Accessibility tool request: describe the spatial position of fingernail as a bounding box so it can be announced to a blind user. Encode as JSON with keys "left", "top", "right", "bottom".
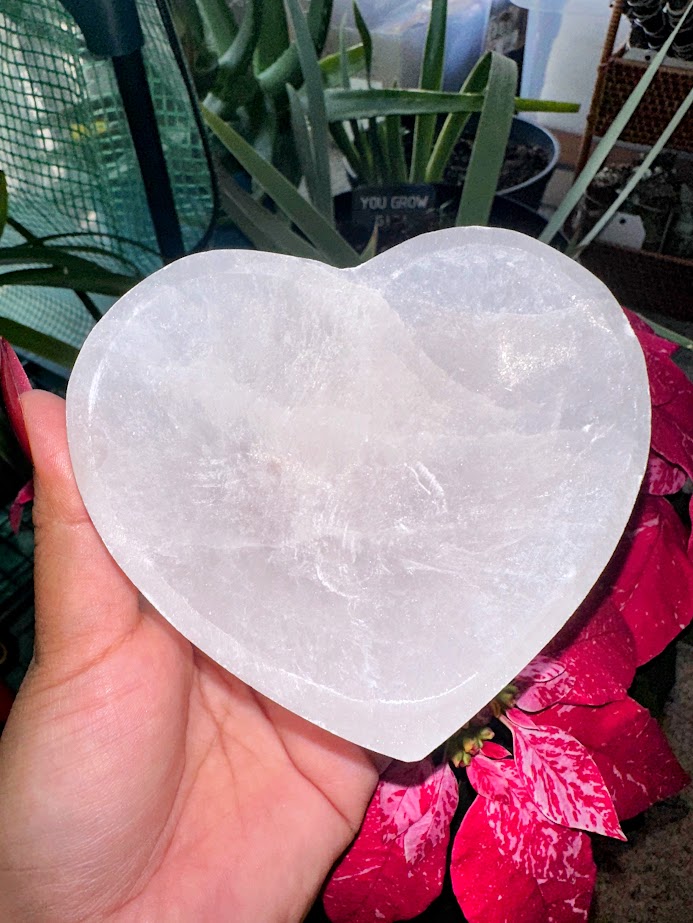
{"left": 0, "top": 338, "right": 32, "bottom": 461}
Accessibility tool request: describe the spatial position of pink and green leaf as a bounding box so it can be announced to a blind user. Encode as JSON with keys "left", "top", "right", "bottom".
{"left": 506, "top": 709, "right": 624, "bottom": 839}
{"left": 534, "top": 699, "right": 690, "bottom": 820}
{"left": 323, "top": 758, "right": 459, "bottom": 923}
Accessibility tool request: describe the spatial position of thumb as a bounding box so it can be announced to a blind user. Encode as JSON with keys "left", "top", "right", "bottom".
{"left": 21, "top": 390, "right": 140, "bottom": 671}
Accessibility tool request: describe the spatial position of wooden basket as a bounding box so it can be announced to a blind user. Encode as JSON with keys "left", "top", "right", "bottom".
{"left": 594, "top": 52, "right": 693, "bottom": 152}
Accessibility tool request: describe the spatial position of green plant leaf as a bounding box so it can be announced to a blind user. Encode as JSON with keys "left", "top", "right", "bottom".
{"left": 254, "top": 0, "right": 290, "bottom": 73}
{"left": 540, "top": 2, "right": 693, "bottom": 246}
{"left": 195, "top": 0, "right": 239, "bottom": 57}
{"left": 287, "top": 83, "right": 323, "bottom": 211}
{"left": 0, "top": 266, "right": 135, "bottom": 296}
{"left": 211, "top": 0, "right": 261, "bottom": 91}
{"left": 352, "top": 1, "right": 373, "bottom": 84}
{"left": 325, "top": 87, "right": 485, "bottom": 119}
{"left": 456, "top": 52, "right": 517, "bottom": 227}
{"left": 385, "top": 115, "right": 407, "bottom": 183}
{"left": 320, "top": 43, "right": 365, "bottom": 87}
{"left": 215, "top": 168, "right": 322, "bottom": 260}
{"left": 204, "top": 106, "right": 360, "bottom": 267}
{"left": 0, "top": 317, "right": 79, "bottom": 367}
{"left": 284, "top": 0, "right": 333, "bottom": 220}
{"left": 0, "top": 171, "right": 7, "bottom": 240}
{"left": 426, "top": 52, "right": 491, "bottom": 183}
{"left": 572, "top": 85, "right": 693, "bottom": 255}
{"left": 256, "top": 0, "right": 334, "bottom": 97}
{"left": 410, "top": 0, "right": 447, "bottom": 182}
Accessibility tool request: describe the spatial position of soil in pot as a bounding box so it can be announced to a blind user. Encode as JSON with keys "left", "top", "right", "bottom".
{"left": 442, "top": 138, "right": 550, "bottom": 191}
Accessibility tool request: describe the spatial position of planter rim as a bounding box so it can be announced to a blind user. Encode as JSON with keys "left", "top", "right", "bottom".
{"left": 497, "top": 117, "right": 560, "bottom": 198}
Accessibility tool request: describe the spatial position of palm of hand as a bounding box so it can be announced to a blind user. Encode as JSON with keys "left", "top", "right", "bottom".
{"left": 0, "top": 393, "right": 377, "bottom": 923}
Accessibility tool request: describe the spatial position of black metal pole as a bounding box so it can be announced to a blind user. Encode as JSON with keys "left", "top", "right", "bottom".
{"left": 112, "top": 50, "right": 185, "bottom": 262}
{"left": 59, "top": 0, "right": 185, "bottom": 262}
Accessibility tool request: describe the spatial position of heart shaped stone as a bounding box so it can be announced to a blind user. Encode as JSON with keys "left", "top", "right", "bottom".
{"left": 66, "top": 227, "right": 650, "bottom": 761}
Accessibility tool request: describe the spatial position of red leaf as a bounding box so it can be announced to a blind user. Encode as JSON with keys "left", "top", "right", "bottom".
{"left": 454, "top": 756, "right": 596, "bottom": 922}
{"left": 625, "top": 310, "right": 693, "bottom": 481}
{"left": 0, "top": 338, "right": 32, "bottom": 460}
{"left": 549, "top": 598, "right": 636, "bottom": 706}
{"left": 506, "top": 709, "right": 624, "bottom": 839}
{"left": 534, "top": 700, "right": 690, "bottom": 820}
{"left": 514, "top": 657, "right": 574, "bottom": 714}
{"left": 0, "top": 681, "right": 14, "bottom": 724}
{"left": 323, "top": 758, "right": 459, "bottom": 923}
{"left": 609, "top": 495, "right": 693, "bottom": 665}
{"left": 9, "top": 479, "right": 34, "bottom": 534}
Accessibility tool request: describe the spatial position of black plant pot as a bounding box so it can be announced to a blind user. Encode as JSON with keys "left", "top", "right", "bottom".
{"left": 334, "top": 190, "right": 567, "bottom": 255}
{"left": 490, "top": 117, "right": 560, "bottom": 211}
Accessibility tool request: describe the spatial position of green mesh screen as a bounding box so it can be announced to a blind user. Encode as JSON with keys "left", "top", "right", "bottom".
{"left": 0, "top": 0, "right": 216, "bottom": 349}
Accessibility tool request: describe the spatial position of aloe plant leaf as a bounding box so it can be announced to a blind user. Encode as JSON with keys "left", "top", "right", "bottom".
{"left": 254, "top": 0, "right": 290, "bottom": 73}
{"left": 256, "top": 0, "right": 333, "bottom": 97}
{"left": 572, "top": 84, "right": 693, "bottom": 256}
{"left": 0, "top": 318, "right": 79, "bottom": 367}
{"left": 209, "top": 0, "right": 261, "bottom": 101}
{"left": 410, "top": 0, "right": 448, "bottom": 182}
{"left": 204, "top": 106, "right": 360, "bottom": 267}
{"left": 540, "top": 2, "right": 693, "bottom": 246}
{"left": 456, "top": 52, "right": 517, "bottom": 227}
{"left": 195, "top": 0, "right": 239, "bottom": 57}
{"left": 284, "top": 0, "right": 333, "bottom": 220}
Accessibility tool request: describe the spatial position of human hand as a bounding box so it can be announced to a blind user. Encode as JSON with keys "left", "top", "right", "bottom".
{"left": 0, "top": 391, "right": 378, "bottom": 922}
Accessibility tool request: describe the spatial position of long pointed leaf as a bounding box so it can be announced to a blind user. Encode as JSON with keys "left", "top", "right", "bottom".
{"left": 0, "top": 267, "right": 134, "bottom": 296}
{"left": 573, "top": 85, "right": 693, "bottom": 255}
{"left": 325, "top": 87, "right": 579, "bottom": 121}
{"left": 204, "top": 106, "right": 360, "bottom": 267}
{"left": 540, "top": 2, "right": 693, "bottom": 245}
{"left": 426, "top": 52, "right": 491, "bottom": 182}
{"left": 410, "top": 0, "right": 447, "bottom": 182}
{"left": 285, "top": 0, "right": 333, "bottom": 219}
{"left": 320, "top": 43, "right": 365, "bottom": 87}
{"left": 216, "top": 169, "right": 322, "bottom": 260}
{"left": 456, "top": 53, "right": 517, "bottom": 227}
{"left": 256, "top": 0, "right": 334, "bottom": 97}
{"left": 287, "top": 84, "right": 322, "bottom": 210}
{"left": 385, "top": 115, "right": 407, "bottom": 183}
{"left": 0, "top": 318, "right": 79, "bottom": 367}
{"left": 353, "top": 1, "right": 373, "bottom": 85}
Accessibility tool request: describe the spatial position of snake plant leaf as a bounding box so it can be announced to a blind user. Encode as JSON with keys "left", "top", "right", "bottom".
{"left": 456, "top": 52, "right": 517, "bottom": 227}
{"left": 410, "top": 0, "right": 448, "bottom": 182}
{"left": 320, "top": 43, "right": 366, "bottom": 87}
{"left": 352, "top": 1, "right": 373, "bottom": 85}
{"left": 540, "top": 2, "right": 693, "bottom": 246}
{"left": 427, "top": 51, "right": 491, "bottom": 183}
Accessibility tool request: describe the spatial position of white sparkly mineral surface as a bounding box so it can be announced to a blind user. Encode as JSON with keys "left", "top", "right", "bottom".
{"left": 66, "top": 227, "right": 650, "bottom": 760}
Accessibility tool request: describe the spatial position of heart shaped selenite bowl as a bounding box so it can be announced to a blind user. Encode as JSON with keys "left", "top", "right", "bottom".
{"left": 66, "top": 227, "right": 650, "bottom": 760}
